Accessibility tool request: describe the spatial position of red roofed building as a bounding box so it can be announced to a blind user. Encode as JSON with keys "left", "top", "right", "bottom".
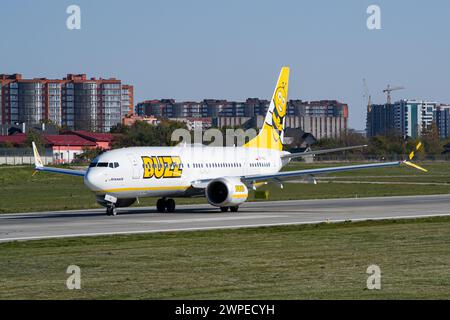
{"left": 63, "top": 130, "right": 117, "bottom": 149}
{"left": 0, "top": 130, "right": 117, "bottom": 163}
{"left": 0, "top": 133, "right": 27, "bottom": 146}
{"left": 43, "top": 134, "right": 97, "bottom": 164}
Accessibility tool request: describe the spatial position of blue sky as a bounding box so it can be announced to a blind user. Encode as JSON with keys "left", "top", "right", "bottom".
{"left": 1, "top": 0, "right": 449, "bottom": 129}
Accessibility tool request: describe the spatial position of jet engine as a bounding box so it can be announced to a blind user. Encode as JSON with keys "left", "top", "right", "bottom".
{"left": 205, "top": 177, "right": 248, "bottom": 207}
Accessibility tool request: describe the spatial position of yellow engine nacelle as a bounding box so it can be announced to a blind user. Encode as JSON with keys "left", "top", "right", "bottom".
{"left": 205, "top": 177, "right": 248, "bottom": 207}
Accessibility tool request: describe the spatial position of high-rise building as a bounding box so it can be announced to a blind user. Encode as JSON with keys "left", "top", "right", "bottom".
{"left": 172, "top": 102, "right": 203, "bottom": 118}
{"left": 0, "top": 73, "right": 133, "bottom": 133}
{"left": 244, "top": 98, "right": 270, "bottom": 117}
{"left": 397, "top": 99, "right": 437, "bottom": 138}
{"left": 135, "top": 98, "right": 348, "bottom": 139}
{"left": 366, "top": 104, "right": 401, "bottom": 137}
{"left": 136, "top": 99, "right": 175, "bottom": 118}
{"left": 121, "top": 85, "right": 134, "bottom": 119}
{"left": 286, "top": 100, "right": 348, "bottom": 139}
{"left": 366, "top": 99, "right": 438, "bottom": 138}
{"left": 289, "top": 100, "right": 348, "bottom": 118}
{"left": 435, "top": 104, "right": 450, "bottom": 138}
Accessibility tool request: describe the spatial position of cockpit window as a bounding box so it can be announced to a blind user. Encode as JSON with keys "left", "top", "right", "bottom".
{"left": 90, "top": 161, "right": 119, "bottom": 168}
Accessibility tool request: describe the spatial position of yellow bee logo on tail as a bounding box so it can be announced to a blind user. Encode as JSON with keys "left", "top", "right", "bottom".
{"left": 244, "top": 67, "right": 289, "bottom": 151}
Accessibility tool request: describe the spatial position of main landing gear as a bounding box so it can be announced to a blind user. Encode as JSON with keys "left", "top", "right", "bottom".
{"left": 156, "top": 198, "right": 176, "bottom": 213}
{"left": 106, "top": 203, "right": 117, "bottom": 216}
{"left": 220, "top": 206, "right": 239, "bottom": 212}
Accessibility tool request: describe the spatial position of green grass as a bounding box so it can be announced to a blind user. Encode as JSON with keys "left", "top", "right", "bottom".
{"left": 1, "top": 217, "right": 450, "bottom": 299}
{"left": 1, "top": 162, "right": 449, "bottom": 213}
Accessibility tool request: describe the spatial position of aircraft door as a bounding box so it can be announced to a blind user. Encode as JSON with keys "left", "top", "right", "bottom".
{"left": 127, "top": 153, "right": 141, "bottom": 179}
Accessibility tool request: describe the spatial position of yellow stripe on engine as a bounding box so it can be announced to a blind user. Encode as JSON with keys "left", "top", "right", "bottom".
{"left": 232, "top": 194, "right": 248, "bottom": 199}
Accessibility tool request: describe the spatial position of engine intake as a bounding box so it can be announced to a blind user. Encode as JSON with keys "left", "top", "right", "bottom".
{"left": 205, "top": 177, "right": 248, "bottom": 207}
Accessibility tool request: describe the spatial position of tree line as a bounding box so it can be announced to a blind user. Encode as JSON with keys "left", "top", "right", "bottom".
{"left": 1, "top": 120, "right": 448, "bottom": 162}
{"left": 312, "top": 123, "right": 446, "bottom": 160}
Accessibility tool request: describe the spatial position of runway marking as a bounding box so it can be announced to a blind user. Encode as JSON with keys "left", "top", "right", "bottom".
{"left": 2, "top": 194, "right": 450, "bottom": 217}
{"left": 129, "top": 215, "right": 284, "bottom": 224}
{"left": 2, "top": 212, "right": 450, "bottom": 242}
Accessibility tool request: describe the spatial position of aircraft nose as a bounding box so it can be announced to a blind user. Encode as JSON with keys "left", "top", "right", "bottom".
{"left": 84, "top": 169, "right": 103, "bottom": 191}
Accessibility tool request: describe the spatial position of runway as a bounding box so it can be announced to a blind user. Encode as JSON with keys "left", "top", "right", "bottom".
{"left": 1, "top": 194, "right": 450, "bottom": 242}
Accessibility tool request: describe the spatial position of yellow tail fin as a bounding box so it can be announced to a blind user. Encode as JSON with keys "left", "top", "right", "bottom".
{"left": 244, "top": 66, "right": 290, "bottom": 151}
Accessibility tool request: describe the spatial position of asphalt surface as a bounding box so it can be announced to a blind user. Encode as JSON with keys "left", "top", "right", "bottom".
{"left": 1, "top": 194, "right": 450, "bottom": 242}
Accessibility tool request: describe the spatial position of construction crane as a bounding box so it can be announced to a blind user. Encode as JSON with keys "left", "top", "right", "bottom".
{"left": 363, "top": 78, "right": 372, "bottom": 107}
{"left": 383, "top": 85, "right": 405, "bottom": 104}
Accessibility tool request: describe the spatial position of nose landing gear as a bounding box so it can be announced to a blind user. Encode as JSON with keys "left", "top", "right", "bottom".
{"left": 106, "top": 203, "right": 117, "bottom": 216}
{"left": 156, "top": 198, "right": 176, "bottom": 213}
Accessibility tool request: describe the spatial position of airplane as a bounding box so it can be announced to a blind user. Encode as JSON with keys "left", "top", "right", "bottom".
{"left": 31, "top": 67, "right": 427, "bottom": 216}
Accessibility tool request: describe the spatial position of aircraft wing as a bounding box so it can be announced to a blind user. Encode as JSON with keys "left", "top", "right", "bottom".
{"left": 241, "top": 161, "right": 404, "bottom": 184}
{"left": 190, "top": 160, "right": 426, "bottom": 189}
{"left": 281, "top": 145, "right": 367, "bottom": 160}
{"left": 32, "top": 142, "right": 86, "bottom": 177}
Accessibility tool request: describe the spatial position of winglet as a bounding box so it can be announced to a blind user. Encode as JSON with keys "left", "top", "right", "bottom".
{"left": 403, "top": 160, "right": 428, "bottom": 173}
{"left": 402, "top": 142, "right": 427, "bottom": 172}
{"left": 32, "top": 142, "right": 44, "bottom": 168}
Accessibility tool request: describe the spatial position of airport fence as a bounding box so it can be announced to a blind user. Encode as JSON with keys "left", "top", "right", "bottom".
{"left": 0, "top": 148, "right": 53, "bottom": 165}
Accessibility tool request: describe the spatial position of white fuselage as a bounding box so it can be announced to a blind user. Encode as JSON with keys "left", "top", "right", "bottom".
{"left": 84, "top": 145, "right": 288, "bottom": 199}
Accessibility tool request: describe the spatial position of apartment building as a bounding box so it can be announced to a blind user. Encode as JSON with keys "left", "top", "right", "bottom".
{"left": 0, "top": 74, "right": 133, "bottom": 133}
{"left": 366, "top": 100, "right": 439, "bottom": 138}
{"left": 136, "top": 98, "right": 348, "bottom": 139}
{"left": 434, "top": 104, "right": 450, "bottom": 139}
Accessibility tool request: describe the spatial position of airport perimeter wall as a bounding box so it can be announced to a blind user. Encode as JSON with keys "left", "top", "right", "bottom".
{"left": 0, "top": 148, "right": 53, "bottom": 165}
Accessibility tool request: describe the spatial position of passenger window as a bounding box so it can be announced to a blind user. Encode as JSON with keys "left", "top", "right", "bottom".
{"left": 109, "top": 163, "right": 114, "bottom": 168}
{"left": 114, "top": 162, "right": 119, "bottom": 168}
